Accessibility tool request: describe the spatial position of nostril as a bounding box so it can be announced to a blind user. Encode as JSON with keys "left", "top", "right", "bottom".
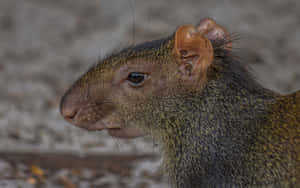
{"left": 67, "top": 109, "right": 78, "bottom": 119}
{"left": 62, "top": 107, "right": 78, "bottom": 120}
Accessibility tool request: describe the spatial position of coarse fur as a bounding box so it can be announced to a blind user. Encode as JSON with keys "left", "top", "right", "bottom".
{"left": 123, "top": 49, "right": 300, "bottom": 187}
{"left": 60, "top": 22, "right": 300, "bottom": 187}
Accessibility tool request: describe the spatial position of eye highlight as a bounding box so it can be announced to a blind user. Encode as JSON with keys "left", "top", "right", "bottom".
{"left": 127, "top": 72, "right": 148, "bottom": 86}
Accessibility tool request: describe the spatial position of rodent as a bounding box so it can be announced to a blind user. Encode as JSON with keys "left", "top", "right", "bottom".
{"left": 60, "top": 18, "right": 300, "bottom": 188}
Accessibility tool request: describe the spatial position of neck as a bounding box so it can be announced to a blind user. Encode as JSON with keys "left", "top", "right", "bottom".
{"left": 160, "top": 57, "right": 277, "bottom": 187}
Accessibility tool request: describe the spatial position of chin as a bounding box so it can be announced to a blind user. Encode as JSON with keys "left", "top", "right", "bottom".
{"left": 107, "top": 127, "right": 146, "bottom": 139}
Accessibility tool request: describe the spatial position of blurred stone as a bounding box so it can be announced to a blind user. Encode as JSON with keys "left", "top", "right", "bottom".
{"left": 0, "top": 159, "right": 12, "bottom": 178}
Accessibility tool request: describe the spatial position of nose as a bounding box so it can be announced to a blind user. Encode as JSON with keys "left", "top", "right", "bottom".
{"left": 61, "top": 105, "right": 78, "bottom": 120}
{"left": 60, "top": 95, "right": 79, "bottom": 122}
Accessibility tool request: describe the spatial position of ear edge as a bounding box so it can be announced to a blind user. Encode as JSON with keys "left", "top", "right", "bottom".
{"left": 196, "top": 18, "right": 232, "bottom": 51}
{"left": 196, "top": 18, "right": 217, "bottom": 34}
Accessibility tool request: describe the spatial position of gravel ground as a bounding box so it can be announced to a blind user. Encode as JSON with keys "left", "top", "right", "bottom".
{"left": 0, "top": 152, "right": 168, "bottom": 188}
{"left": 1, "top": 0, "right": 300, "bottom": 187}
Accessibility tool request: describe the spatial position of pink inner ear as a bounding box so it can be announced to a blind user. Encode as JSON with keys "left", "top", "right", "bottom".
{"left": 174, "top": 25, "right": 201, "bottom": 58}
{"left": 173, "top": 25, "right": 214, "bottom": 82}
{"left": 174, "top": 25, "right": 213, "bottom": 60}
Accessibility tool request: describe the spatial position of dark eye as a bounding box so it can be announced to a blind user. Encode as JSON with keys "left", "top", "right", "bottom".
{"left": 127, "top": 72, "right": 147, "bottom": 86}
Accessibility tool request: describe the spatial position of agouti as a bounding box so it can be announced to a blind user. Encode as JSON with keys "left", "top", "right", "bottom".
{"left": 60, "top": 18, "right": 300, "bottom": 188}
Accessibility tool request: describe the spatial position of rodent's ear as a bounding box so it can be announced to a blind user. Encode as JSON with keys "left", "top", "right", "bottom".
{"left": 173, "top": 25, "right": 213, "bottom": 82}
{"left": 196, "top": 18, "right": 232, "bottom": 51}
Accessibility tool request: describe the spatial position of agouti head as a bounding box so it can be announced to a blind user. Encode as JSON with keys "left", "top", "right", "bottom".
{"left": 60, "top": 18, "right": 300, "bottom": 187}
{"left": 60, "top": 18, "right": 230, "bottom": 139}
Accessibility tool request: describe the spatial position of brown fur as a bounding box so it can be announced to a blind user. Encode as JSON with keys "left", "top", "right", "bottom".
{"left": 60, "top": 18, "right": 300, "bottom": 187}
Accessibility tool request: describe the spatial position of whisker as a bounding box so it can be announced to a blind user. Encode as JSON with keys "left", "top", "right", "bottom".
{"left": 112, "top": 136, "right": 122, "bottom": 152}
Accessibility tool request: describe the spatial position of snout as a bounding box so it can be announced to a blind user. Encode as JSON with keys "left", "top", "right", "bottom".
{"left": 60, "top": 89, "right": 111, "bottom": 130}
{"left": 60, "top": 88, "right": 146, "bottom": 138}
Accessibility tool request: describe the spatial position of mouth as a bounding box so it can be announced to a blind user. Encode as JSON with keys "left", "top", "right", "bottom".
{"left": 106, "top": 126, "right": 146, "bottom": 138}
{"left": 69, "top": 112, "right": 145, "bottom": 139}
{"left": 78, "top": 116, "right": 122, "bottom": 131}
{"left": 83, "top": 121, "right": 145, "bottom": 139}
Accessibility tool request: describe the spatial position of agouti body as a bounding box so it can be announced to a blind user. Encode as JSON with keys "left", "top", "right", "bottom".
{"left": 60, "top": 18, "right": 300, "bottom": 187}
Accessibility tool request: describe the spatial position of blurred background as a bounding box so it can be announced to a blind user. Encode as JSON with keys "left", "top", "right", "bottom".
{"left": 0, "top": 0, "right": 300, "bottom": 187}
